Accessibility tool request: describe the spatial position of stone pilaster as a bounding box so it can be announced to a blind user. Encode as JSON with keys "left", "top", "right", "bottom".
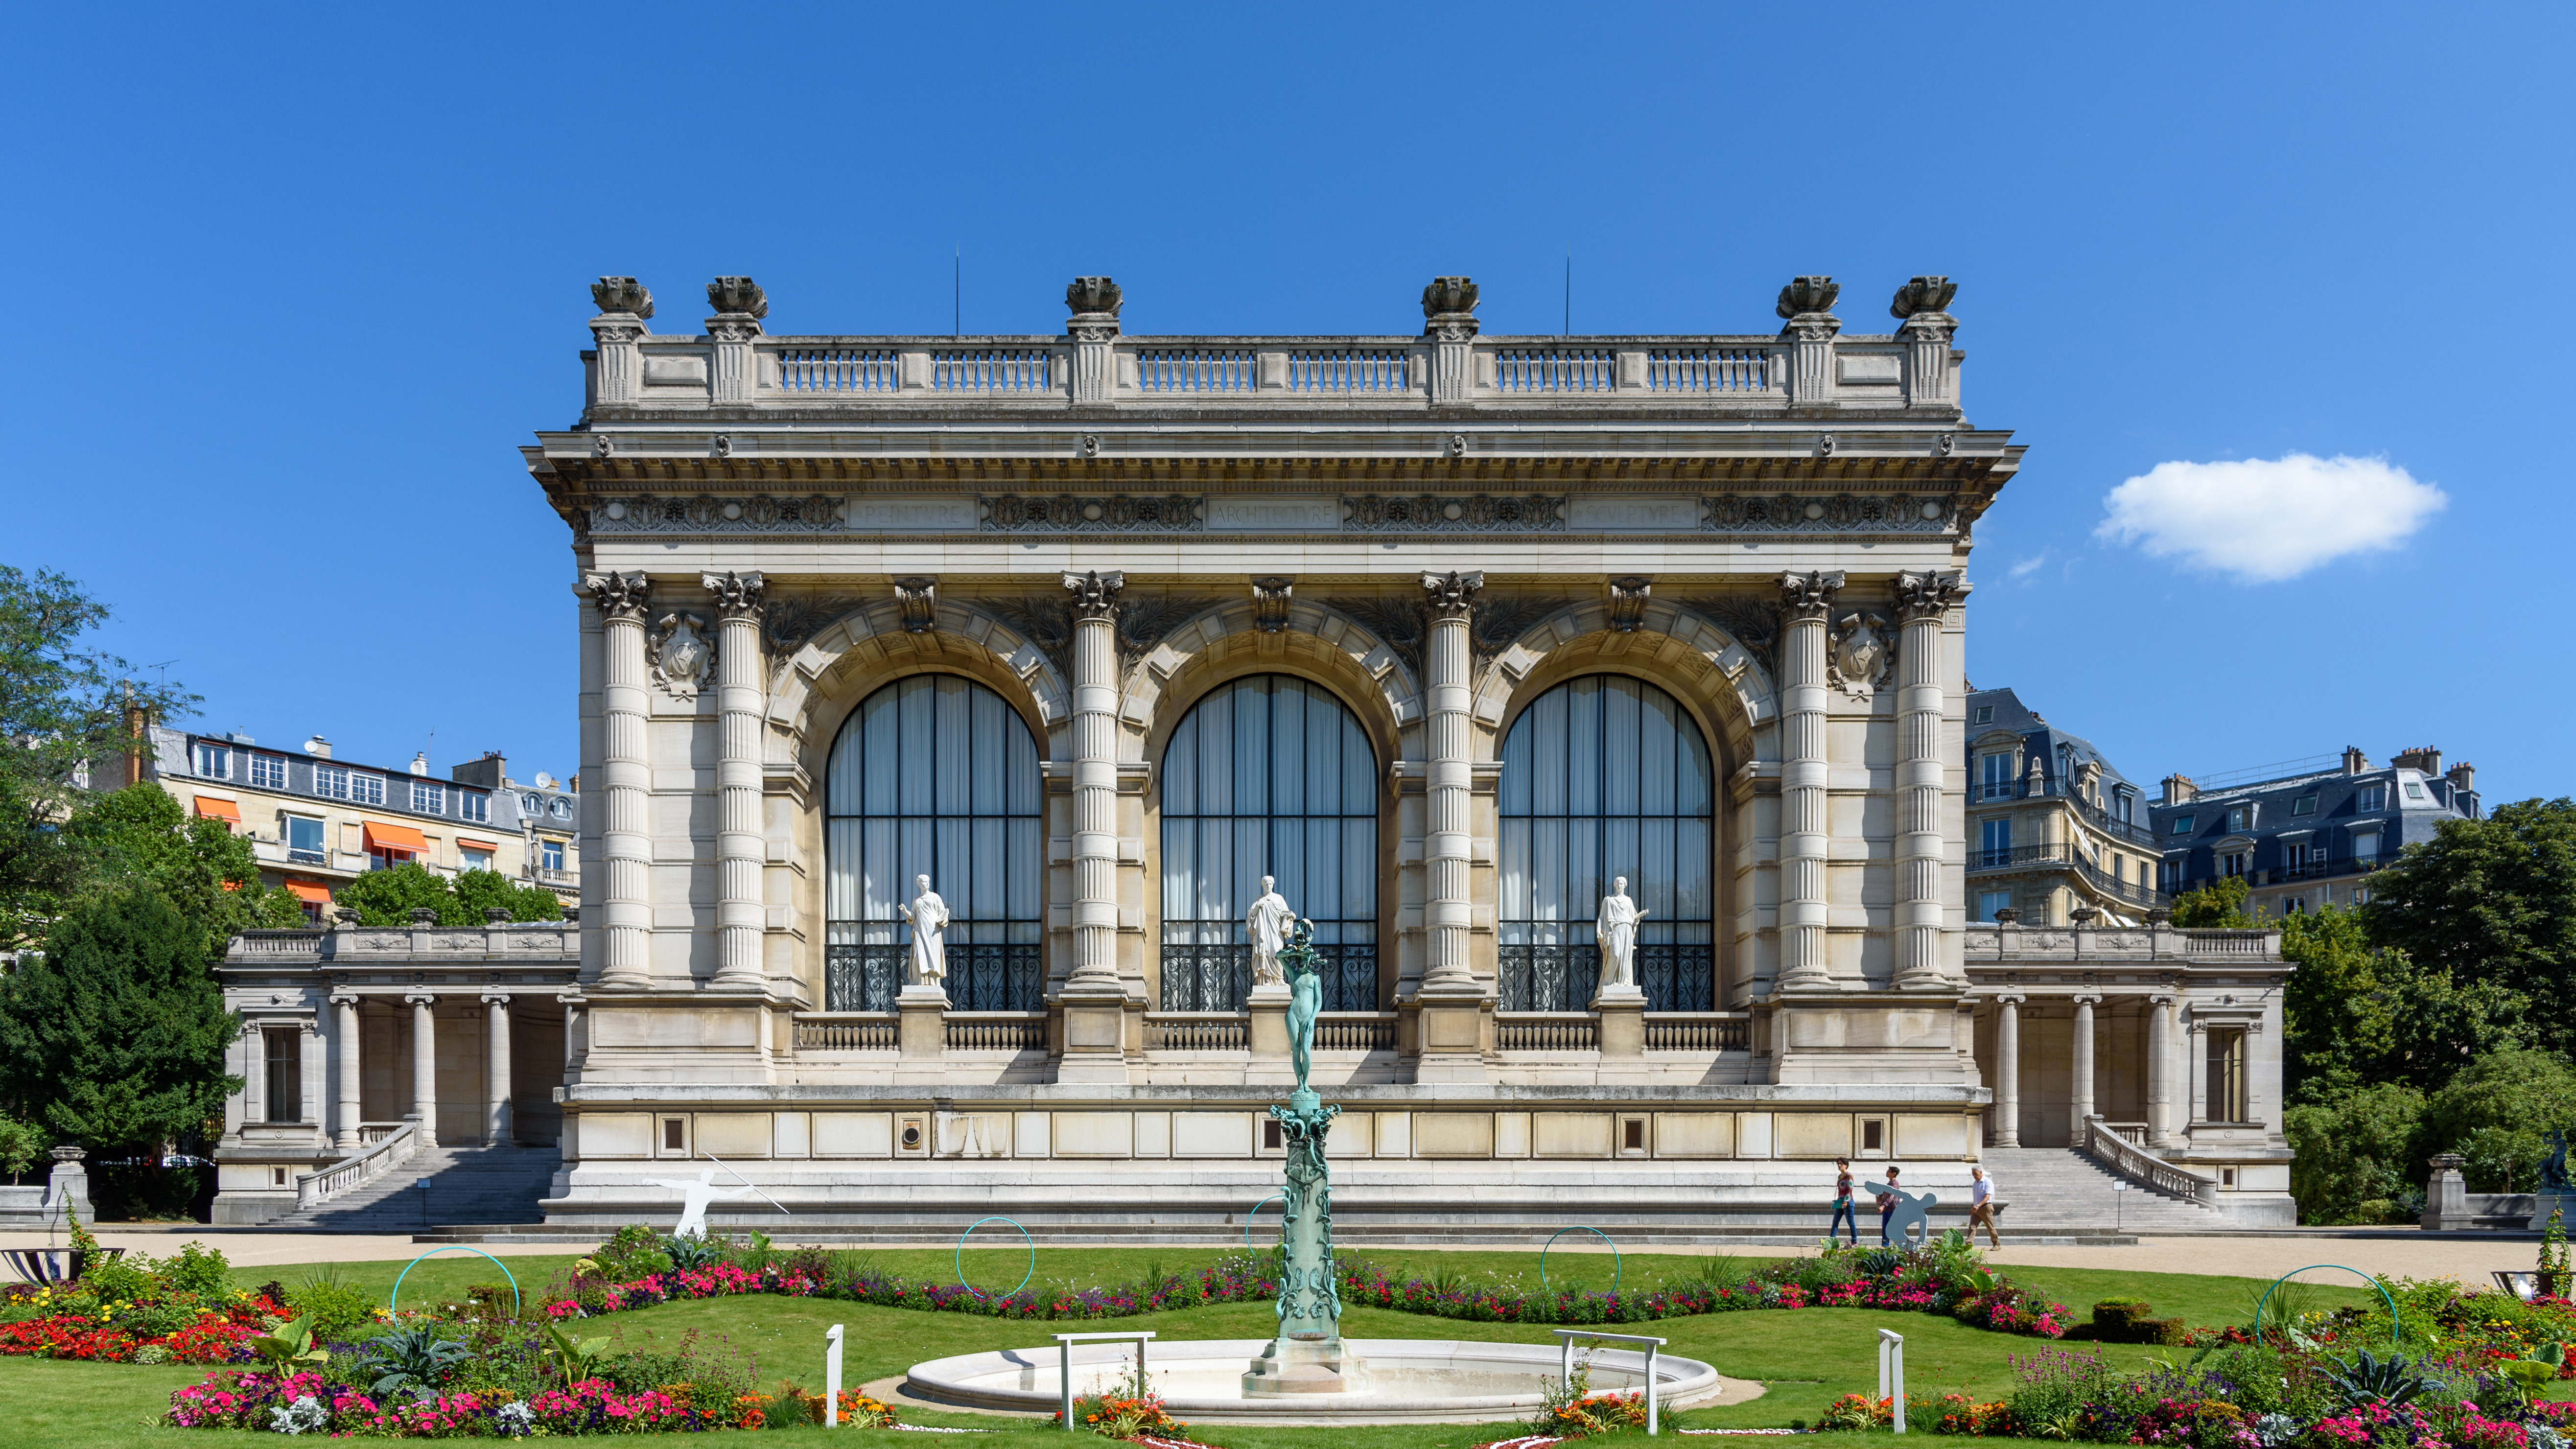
{"left": 705, "top": 277, "right": 766, "bottom": 405}
{"left": 1776, "top": 276, "right": 1840, "bottom": 408}
{"left": 1058, "top": 568, "right": 1130, "bottom": 1082}
{"left": 1066, "top": 277, "right": 1122, "bottom": 405}
{"left": 406, "top": 993, "right": 439, "bottom": 1149}
{"left": 587, "top": 277, "right": 652, "bottom": 408}
{"left": 1416, "top": 569, "right": 1488, "bottom": 1082}
{"left": 1775, "top": 569, "right": 1843, "bottom": 991}
{"left": 331, "top": 992, "right": 361, "bottom": 1152}
{"left": 1892, "top": 570, "right": 1969, "bottom": 990}
{"left": 482, "top": 993, "right": 513, "bottom": 1147}
{"left": 1422, "top": 277, "right": 1480, "bottom": 404}
{"left": 1890, "top": 276, "right": 1958, "bottom": 411}
{"left": 584, "top": 570, "right": 653, "bottom": 991}
{"left": 703, "top": 569, "right": 768, "bottom": 992}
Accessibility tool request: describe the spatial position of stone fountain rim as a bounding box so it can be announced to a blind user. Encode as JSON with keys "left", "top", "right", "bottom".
{"left": 900, "top": 1335, "right": 1726, "bottom": 1424}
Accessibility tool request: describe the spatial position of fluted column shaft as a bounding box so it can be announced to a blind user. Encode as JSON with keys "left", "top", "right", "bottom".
{"left": 1776, "top": 570, "right": 1842, "bottom": 990}
{"left": 586, "top": 571, "right": 652, "bottom": 989}
{"left": 332, "top": 994, "right": 362, "bottom": 1152}
{"left": 1422, "top": 571, "right": 1483, "bottom": 991}
{"left": 1064, "top": 571, "right": 1124, "bottom": 988}
{"left": 1994, "top": 995, "right": 2022, "bottom": 1148}
{"left": 1893, "top": 571, "right": 1968, "bottom": 990}
{"left": 704, "top": 571, "right": 768, "bottom": 991}
{"left": 482, "top": 994, "right": 513, "bottom": 1147}
{"left": 2148, "top": 993, "right": 2178, "bottom": 1147}
{"left": 407, "top": 993, "right": 439, "bottom": 1149}
{"left": 2070, "top": 994, "right": 2099, "bottom": 1139}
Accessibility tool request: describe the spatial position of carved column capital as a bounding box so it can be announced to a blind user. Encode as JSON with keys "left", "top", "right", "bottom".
{"left": 1777, "top": 569, "right": 1844, "bottom": 622}
{"left": 1062, "top": 569, "right": 1125, "bottom": 620}
{"left": 479, "top": 992, "right": 514, "bottom": 1007}
{"left": 1892, "top": 568, "right": 1970, "bottom": 623}
{"left": 700, "top": 569, "right": 767, "bottom": 621}
{"left": 584, "top": 570, "right": 650, "bottom": 622}
{"left": 1421, "top": 569, "right": 1485, "bottom": 620}
{"left": 402, "top": 991, "right": 438, "bottom": 1006}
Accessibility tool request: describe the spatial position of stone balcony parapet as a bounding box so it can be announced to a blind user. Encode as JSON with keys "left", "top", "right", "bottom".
{"left": 1959, "top": 922, "right": 2283, "bottom": 964}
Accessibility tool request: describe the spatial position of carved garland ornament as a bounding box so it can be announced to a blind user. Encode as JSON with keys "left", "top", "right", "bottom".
{"left": 1703, "top": 494, "right": 1955, "bottom": 532}
{"left": 590, "top": 496, "right": 841, "bottom": 533}
{"left": 980, "top": 494, "right": 1199, "bottom": 532}
{"left": 1346, "top": 494, "right": 1563, "bottom": 532}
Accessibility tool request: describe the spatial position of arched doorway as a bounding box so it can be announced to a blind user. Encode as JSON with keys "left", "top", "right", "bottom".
{"left": 1499, "top": 674, "right": 1715, "bottom": 1011}
{"left": 823, "top": 675, "right": 1044, "bottom": 1012}
{"left": 1158, "top": 674, "right": 1379, "bottom": 1011}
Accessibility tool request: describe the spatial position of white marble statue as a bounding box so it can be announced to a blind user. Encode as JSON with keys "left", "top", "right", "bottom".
{"left": 901, "top": 874, "right": 950, "bottom": 986}
{"left": 645, "top": 1166, "right": 755, "bottom": 1238}
{"left": 1596, "top": 876, "right": 1648, "bottom": 995}
{"left": 1246, "top": 874, "right": 1294, "bottom": 986}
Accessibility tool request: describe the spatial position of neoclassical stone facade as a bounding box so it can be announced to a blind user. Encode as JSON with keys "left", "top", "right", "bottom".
{"left": 242, "top": 270, "right": 2288, "bottom": 1235}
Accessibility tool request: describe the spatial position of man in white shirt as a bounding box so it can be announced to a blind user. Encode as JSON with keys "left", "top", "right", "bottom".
{"left": 1967, "top": 1165, "right": 2001, "bottom": 1248}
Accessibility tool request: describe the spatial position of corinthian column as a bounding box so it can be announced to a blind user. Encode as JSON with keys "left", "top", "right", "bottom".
{"left": 703, "top": 570, "right": 768, "bottom": 992}
{"left": 1893, "top": 570, "right": 1970, "bottom": 990}
{"left": 1775, "top": 569, "right": 1843, "bottom": 991}
{"left": 1063, "top": 570, "right": 1125, "bottom": 990}
{"left": 584, "top": 570, "right": 652, "bottom": 990}
{"left": 1420, "top": 570, "right": 1484, "bottom": 992}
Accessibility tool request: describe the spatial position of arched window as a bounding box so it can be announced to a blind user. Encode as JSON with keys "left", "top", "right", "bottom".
{"left": 1499, "top": 675, "right": 1714, "bottom": 1012}
{"left": 1159, "top": 675, "right": 1378, "bottom": 1012}
{"left": 825, "top": 675, "right": 1043, "bottom": 1012}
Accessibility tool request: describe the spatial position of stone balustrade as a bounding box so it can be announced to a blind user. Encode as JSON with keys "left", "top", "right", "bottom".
{"left": 228, "top": 923, "right": 579, "bottom": 962}
{"left": 1960, "top": 922, "right": 2280, "bottom": 962}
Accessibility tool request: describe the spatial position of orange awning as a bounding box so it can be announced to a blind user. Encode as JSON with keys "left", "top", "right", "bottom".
{"left": 362, "top": 821, "right": 429, "bottom": 853}
{"left": 194, "top": 796, "right": 240, "bottom": 823}
{"left": 457, "top": 838, "right": 499, "bottom": 855}
{"left": 282, "top": 880, "right": 332, "bottom": 905}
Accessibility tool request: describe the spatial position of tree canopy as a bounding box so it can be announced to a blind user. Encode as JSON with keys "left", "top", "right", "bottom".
{"left": 2362, "top": 799, "right": 2576, "bottom": 1053}
{"left": 335, "top": 861, "right": 563, "bottom": 928}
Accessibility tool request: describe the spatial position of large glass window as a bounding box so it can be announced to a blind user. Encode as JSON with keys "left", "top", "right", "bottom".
{"left": 1159, "top": 675, "right": 1378, "bottom": 1012}
{"left": 1499, "top": 675, "right": 1714, "bottom": 1012}
{"left": 825, "top": 676, "right": 1044, "bottom": 1013}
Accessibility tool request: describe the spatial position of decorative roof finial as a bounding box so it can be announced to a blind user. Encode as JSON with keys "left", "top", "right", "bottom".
{"left": 1889, "top": 275, "right": 1959, "bottom": 319}
{"left": 1065, "top": 277, "right": 1124, "bottom": 317}
{"left": 591, "top": 277, "right": 653, "bottom": 318}
{"left": 1775, "top": 276, "right": 1839, "bottom": 320}
{"left": 706, "top": 277, "right": 768, "bottom": 319}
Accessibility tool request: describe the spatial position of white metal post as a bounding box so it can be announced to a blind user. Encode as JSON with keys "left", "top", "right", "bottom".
{"left": 825, "top": 1324, "right": 843, "bottom": 1427}
{"left": 1060, "top": 1339, "right": 1074, "bottom": 1432}
{"left": 1645, "top": 1340, "right": 1660, "bottom": 1435}
{"left": 1879, "top": 1329, "right": 1906, "bottom": 1433}
{"left": 1562, "top": 1337, "right": 1574, "bottom": 1393}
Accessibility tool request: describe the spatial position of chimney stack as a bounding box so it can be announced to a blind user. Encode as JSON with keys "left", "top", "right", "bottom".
{"left": 303, "top": 735, "right": 332, "bottom": 759}
{"left": 2162, "top": 773, "right": 2198, "bottom": 806}
{"left": 2447, "top": 761, "right": 2475, "bottom": 793}
{"left": 2392, "top": 745, "right": 2443, "bottom": 775}
{"left": 2342, "top": 746, "right": 2369, "bottom": 774}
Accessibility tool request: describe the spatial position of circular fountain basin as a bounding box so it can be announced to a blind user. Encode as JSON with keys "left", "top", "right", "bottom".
{"left": 899, "top": 1337, "right": 1730, "bottom": 1425}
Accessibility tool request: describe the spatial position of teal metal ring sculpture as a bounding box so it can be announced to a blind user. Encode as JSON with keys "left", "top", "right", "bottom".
{"left": 956, "top": 1215, "right": 1037, "bottom": 1301}
{"left": 1242, "top": 1193, "right": 1286, "bottom": 1252}
{"left": 389, "top": 1246, "right": 523, "bottom": 1319}
{"left": 2253, "top": 1263, "right": 2402, "bottom": 1341}
{"left": 1539, "top": 1225, "right": 1623, "bottom": 1294}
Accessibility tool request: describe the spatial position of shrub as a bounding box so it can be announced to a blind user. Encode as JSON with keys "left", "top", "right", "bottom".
{"left": 588, "top": 1224, "right": 672, "bottom": 1283}
{"left": 282, "top": 1268, "right": 376, "bottom": 1339}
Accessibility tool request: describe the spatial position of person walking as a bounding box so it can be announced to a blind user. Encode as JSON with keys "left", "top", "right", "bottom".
{"left": 1874, "top": 1165, "right": 1904, "bottom": 1245}
{"left": 1829, "top": 1159, "right": 1859, "bottom": 1246}
{"left": 1967, "top": 1165, "right": 2001, "bottom": 1248}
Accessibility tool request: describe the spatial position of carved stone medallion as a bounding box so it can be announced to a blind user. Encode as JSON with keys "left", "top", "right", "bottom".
{"left": 651, "top": 612, "right": 715, "bottom": 700}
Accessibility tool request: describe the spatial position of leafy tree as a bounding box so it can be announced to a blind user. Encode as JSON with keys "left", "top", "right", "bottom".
{"left": 335, "top": 861, "right": 561, "bottom": 927}
{"left": 2418, "top": 1047, "right": 2576, "bottom": 1192}
{"left": 2170, "top": 875, "right": 2254, "bottom": 928}
{"left": 2362, "top": 799, "right": 2576, "bottom": 1053}
{"left": 2280, "top": 906, "right": 2534, "bottom": 1102}
{"left": 0, "top": 566, "right": 195, "bottom": 948}
{"left": 0, "top": 1115, "right": 46, "bottom": 1183}
{"left": 60, "top": 784, "right": 301, "bottom": 952}
{"left": 0, "top": 887, "right": 240, "bottom": 1157}
{"left": 2285, "top": 1080, "right": 2425, "bottom": 1224}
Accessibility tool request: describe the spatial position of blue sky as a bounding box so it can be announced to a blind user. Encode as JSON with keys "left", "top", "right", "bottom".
{"left": 5, "top": 3, "right": 2565, "bottom": 800}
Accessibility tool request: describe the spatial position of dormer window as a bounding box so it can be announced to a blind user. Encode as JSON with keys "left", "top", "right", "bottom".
{"left": 2293, "top": 794, "right": 2318, "bottom": 816}
{"left": 2227, "top": 804, "right": 2254, "bottom": 832}
{"left": 1972, "top": 705, "right": 1994, "bottom": 725}
{"left": 2358, "top": 784, "right": 2386, "bottom": 812}
{"left": 2405, "top": 782, "right": 2426, "bottom": 801}
{"left": 2170, "top": 814, "right": 2196, "bottom": 836}
{"left": 194, "top": 743, "right": 231, "bottom": 779}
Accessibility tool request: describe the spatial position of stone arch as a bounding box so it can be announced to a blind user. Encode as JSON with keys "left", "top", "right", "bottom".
{"left": 768, "top": 600, "right": 1074, "bottom": 770}
{"left": 1120, "top": 598, "right": 1424, "bottom": 769}
{"left": 1471, "top": 598, "right": 1777, "bottom": 769}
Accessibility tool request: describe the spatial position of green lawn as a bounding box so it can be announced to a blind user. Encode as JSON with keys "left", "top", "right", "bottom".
{"left": 0, "top": 1249, "right": 2383, "bottom": 1449}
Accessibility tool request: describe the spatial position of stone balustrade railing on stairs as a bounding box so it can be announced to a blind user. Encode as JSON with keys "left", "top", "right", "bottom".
{"left": 293, "top": 1117, "right": 419, "bottom": 1211}
{"left": 2080, "top": 1113, "right": 2220, "bottom": 1207}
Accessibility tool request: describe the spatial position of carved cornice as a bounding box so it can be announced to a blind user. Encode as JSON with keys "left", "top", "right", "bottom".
{"left": 1893, "top": 568, "right": 1971, "bottom": 624}
{"left": 583, "top": 569, "right": 650, "bottom": 622}
{"left": 1062, "top": 569, "right": 1125, "bottom": 622}
{"left": 1421, "top": 570, "right": 1485, "bottom": 622}
{"left": 700, "top": 569, "right": 767, "bottom": 621}
{"left": 1777, "top": 569, "right": 1844, "bottom": 623}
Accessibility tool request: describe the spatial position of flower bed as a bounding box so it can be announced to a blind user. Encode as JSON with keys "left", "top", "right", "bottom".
{"left": 1, "top": 1236, "right": 294, "bottom": 1365}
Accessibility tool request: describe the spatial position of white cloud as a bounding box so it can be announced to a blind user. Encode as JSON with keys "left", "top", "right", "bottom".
{"left": 2007, "top": 551, "right": 2050, "bottom": 581}
{"left": 2092, "top": 453, "right": 2446, "bottom": 584}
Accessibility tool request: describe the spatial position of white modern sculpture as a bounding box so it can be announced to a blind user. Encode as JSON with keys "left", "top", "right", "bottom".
{"left": 1595, "top": 876, "right": 1648, "bottom": 998}
{"left": 646, "top": 1166, "right": 756, "bottom": 1238}
{"left": 901, "top": 874, "right": 950, "bottom": 987}
{"left": 1246, "top": 875, "right": 1295, "bottom": 986}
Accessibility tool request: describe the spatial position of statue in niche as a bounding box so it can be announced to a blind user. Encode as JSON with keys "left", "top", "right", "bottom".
{"left": 1595, "top": 876, "right": 1648, "bottom": 997}
{"left": 901, "top": 874, "right": 950, "bottom": 989}
{"left": 1247, "top": 875, "right": 1295, "bottom": 987}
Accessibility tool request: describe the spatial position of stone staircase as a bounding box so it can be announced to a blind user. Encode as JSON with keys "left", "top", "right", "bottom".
{"left": 1977, "top": 1145, "right": 2230, "bottom": 1234}
{"left": 259, "top": 1145, "right": 559, "bottom": 1234}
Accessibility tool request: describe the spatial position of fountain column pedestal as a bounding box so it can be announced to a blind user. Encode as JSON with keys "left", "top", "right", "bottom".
{"left": 1243, "top": 1085, "right": 1368, "bottom": 1396}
